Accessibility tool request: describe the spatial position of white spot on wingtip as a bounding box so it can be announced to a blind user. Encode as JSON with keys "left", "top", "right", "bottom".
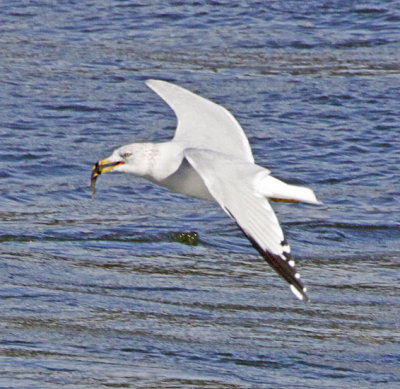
{"left": 288, "top": 259, "right": 295, "bottom": 267}
{"left": 290, "top": 285, "right": 304, "bottom": 300}
{"left": 294, "top": 273, "right": 301, "bottom": 279}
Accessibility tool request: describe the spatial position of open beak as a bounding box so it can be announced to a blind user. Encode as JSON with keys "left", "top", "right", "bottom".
{"left": 91, "top": 158, "right": 124, "bottom": 197}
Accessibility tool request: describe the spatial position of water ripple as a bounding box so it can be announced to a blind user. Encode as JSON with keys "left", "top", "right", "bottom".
{"left": 1, "top": 1, "right": 400, "bottom": 387}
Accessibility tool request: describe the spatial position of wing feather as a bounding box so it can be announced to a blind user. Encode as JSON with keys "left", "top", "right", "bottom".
{"left": 185, "top": 149, "right": 309, "bottom": 302}
{"left": 146, "top": 79, "right": 254, "bottom": 163}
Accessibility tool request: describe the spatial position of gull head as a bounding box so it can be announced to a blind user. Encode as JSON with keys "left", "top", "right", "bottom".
{"left": 91, "top": 143, "right": 149, "bottom": 196}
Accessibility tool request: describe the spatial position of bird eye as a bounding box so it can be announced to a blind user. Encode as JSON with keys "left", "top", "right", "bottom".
{"left": 122, "top": 152, "right": 132, "bottom": 159}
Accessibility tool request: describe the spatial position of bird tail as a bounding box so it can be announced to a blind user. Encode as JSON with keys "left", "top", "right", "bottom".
{"left": 256, "top": 174, "right": 321, "bottom": 205}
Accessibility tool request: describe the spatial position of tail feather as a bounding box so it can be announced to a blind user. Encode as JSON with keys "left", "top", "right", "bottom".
{"left": 256, "top": 174, "right": 321, "bottom": 205}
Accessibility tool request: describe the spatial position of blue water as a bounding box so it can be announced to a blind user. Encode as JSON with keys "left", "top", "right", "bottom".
{"left": 1, "top": 1, "right": 400, "bottom": 388}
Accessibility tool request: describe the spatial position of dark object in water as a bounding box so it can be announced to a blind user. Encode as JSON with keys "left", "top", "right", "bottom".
{"left": 172, "top": 231, "right": 199, "bottom": 246}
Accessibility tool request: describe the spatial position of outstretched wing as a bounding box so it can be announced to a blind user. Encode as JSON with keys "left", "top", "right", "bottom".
{"left": 146, "top": 79, "right": 254, "bottom": 163}
{"left": 185, "top": 148, "right": 309, "bottom": 302}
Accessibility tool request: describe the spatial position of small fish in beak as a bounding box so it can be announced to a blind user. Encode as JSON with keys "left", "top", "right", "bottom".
{"left": 91, "top": 159, "right": 124, "bottom": 197}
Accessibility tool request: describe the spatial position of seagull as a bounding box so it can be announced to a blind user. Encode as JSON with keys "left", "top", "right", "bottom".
{"left": 91, "top": 79, "right": 321, "bottom": 302}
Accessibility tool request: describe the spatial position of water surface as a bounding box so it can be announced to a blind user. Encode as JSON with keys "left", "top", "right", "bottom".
{"left": 1, "top": 1, "right": 400, "bottom": 388}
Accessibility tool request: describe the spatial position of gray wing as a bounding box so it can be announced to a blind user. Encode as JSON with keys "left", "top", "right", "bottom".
{"left": 184, "top": 148, "right": 309, "bottom": 302}
{"left": 146, "top": 79, "right": 254, "bottom": 163}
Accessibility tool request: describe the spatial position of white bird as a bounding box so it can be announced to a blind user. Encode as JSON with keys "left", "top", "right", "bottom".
{"left": 91, "top": 79, "right": 321, "bottom": 302}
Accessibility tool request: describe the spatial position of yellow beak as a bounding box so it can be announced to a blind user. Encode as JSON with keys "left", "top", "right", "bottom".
{"left": 91, "top": 158, "right": 124, "bottom": 197}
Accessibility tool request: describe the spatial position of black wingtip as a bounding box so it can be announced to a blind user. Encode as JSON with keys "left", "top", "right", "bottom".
{"left": 240, "top": 227, "right": 309, "bottom": 302}
{"left": 257, "top": 244, "right": 309, "bottom": 302}
{"left": 289, "top": 284, "right": 309, "bottom": 303}
{"left": 224, "top": 207, "right": 309, "bottom": 302}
